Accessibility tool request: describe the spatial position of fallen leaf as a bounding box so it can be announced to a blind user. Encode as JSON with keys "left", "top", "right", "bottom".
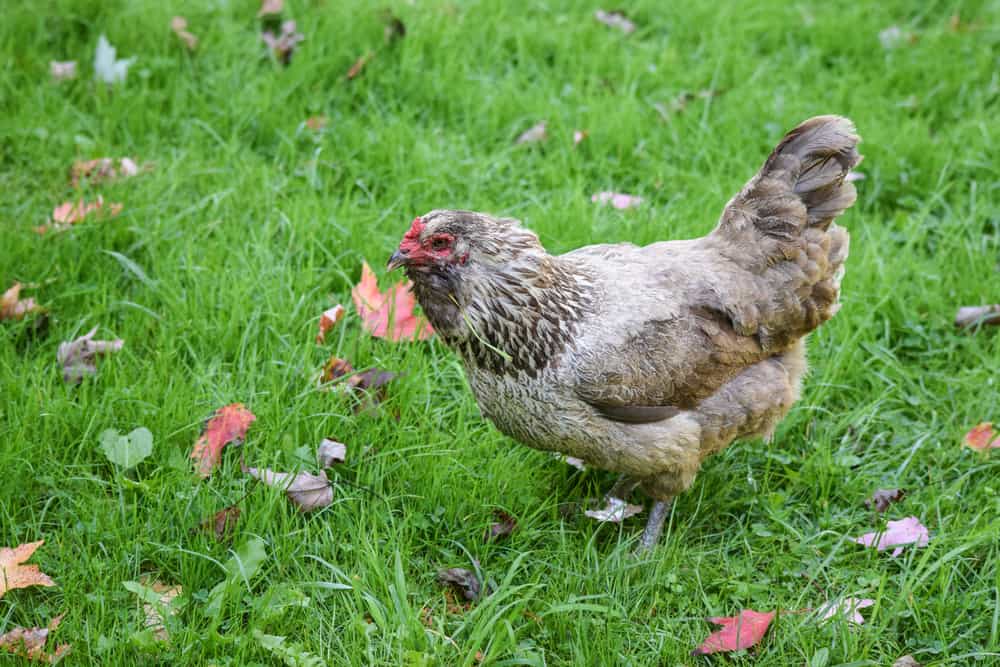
{"left": 0, "top": 541, "right": 55, "bottom": 598}
{"left": 244, "top": 466, "right": 333, "bottom": 513}
{"left": 315, "top": 304, "right": 344, "bottom": 343}
{"left": 879, "top": 25, "right": 917, "bottom": 49}
{"left": 692, "top": 609, "right": 775, "bottom": 655}
{"left": 382, "top": 11, "right": 406, "bottom": 44}
{"left": 572, "top": 129, "right": 588, "bottom": 146}
{"left": 262, "top": 20, "right": 304, "bottom": 65}
{"left": 100, "top": 427, "right": 153, "bottom": 469}
{"left": 854, "top": 516, "right": 930, "bottom": 557}
{"left": 348, "top": 367, "right": 398, "bottom": 394}
{"left": 305, "top": 115, "right": 329, "bottom": 131}
{"left": 818, "top": 597, "right": 874, "bottom": 625}
{"left": 893, "top": 656, "right": 922, "bottom": 667}
{"left": 57, "top": 327, "right": 124, "bottom": 384}
{"left": 591, "top": 191, "right": 643, "bottom": 209}
{"left": 140, "top": 579, "right": 182, "bottom": 642}
{"left": 484, "top": 509, "right": 516, "bottom": 542}
{"left": 1, "top": 283, "right": 42, "bottom": 321}
{"left": 0, "top": 613, "right": 70, "bottom": 663}
{"left": 955, "top": 305, "right": 1000, "bottom": 329}
{"left": 584, "top": 497, "right": 643, "bottom": 523}
{"left": 865, "top": 488, "right": 905, "bottom": 513}
{"left": 595, "top": 9, "right": 636, "bottom": 34}
{"left": 317, "top": 438, "right": 347, "bottom": 467}
{"left": 321, "top": 356, "right": 355, "bottom": 383}
{"left": 46, "top": 196, "right": 123, "bottom": 231}
{"left": 94, "top": 34, "right": 135, "bottom": 85}
{"left": 963, "top": 423, "right": 1000, "bottom": 451}
{"left": 551, "top": 452, "right": 587, "bottom": 470}
{"left": 351, "top": 261, "right": 433, "bottom": 341}
{"left": 49, "top": 61, "right": 77, "bottom": 81}
{"left": 346, "top": 52, "right": 373, "bottom": 80}
{"left": 437, "top": 568, "right": 481, "bottom": 601}
{"left": 257, "top": 0, "right": 283, "bottom": 17}
{"left": 170, "top": 16, "right": 198, "bottom": 51}
{"left": 198, "top": 505, "right": 241, "bottom": 541}
{"left": 846, "top": 171, "right": 866, "bottom": 182}
{"left": 190, "top": 403, "right": 256, "bottom": 477}
{"left": 515, "top": 120, "right": 547, "bottom": 144}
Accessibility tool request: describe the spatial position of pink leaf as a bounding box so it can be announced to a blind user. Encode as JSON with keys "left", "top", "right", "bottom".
{"left": 963, "top": 422, "right": 1000, "bottom": 451}
{"left": 351, "top": 261, "right": 433, "bottom": 342}
{"left": 854, "top": 516, "right": 929, "bottom": 557}
{"left": 515, "top": 121, "right": 547, "bottom": 144}
{"left": 591, "top": 191, "right": 643, "bottom": 209}
{"left": 50, "top": 61, "right": 77, "bottom": 81}
{"left": 692, "top": 609, "right": 775, "bottom": 655}
{"left": 819, "top": 597, "right": 874, "bottom": 625}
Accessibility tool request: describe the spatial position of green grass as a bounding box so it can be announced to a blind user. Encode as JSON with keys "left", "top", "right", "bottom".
{"left": 2, "top": 0, "right": 999, "bottom": 664}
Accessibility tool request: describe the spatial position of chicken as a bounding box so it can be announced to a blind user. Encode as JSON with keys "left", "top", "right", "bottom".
{"left": 388, "top": 116, "right": 862, "bottom": 550}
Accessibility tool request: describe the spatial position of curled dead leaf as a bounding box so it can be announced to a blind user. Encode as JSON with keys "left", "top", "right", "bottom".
{"left": 595, "top": 9, "right": 636, "bottom": 34}
{"left": 70, "top": 157, "right": 146, "bottom": 187}
{"left": 170, "top": 16, "right": 199, "bottom": 51}
{"left": 57, "top": 327, "right": 123, "bottom": 384}
{"left": 315, "top": 304, "right": 344, "bottom": 342}
{"left": 437, "top": 568, "right": 481, "bottom": 601}
{"left": 0, "top": 613, "right": 70, "bottom": 663}
{"left": 1, "top": 283, "right": 43, "bottom": 321}
{"left": 955, "top": 305, "right": 1000, "bottom": 329}
{"left": 317, "top": 438, "right": 347, "bottom": 467}
{"left": 484, "top": 509, "right": 516, "bottom": 542}
{"left": 141, "top": 579, "right": 183, "bottom": 642}
{"left": 584, "top": 496, "right": 643, "bottom": 523}
{"left": 963, "top": 422, "right": 1000, "bottom": 451}
{"left": 258, "top": 0, "right": 283, "bottom": 17}
{"left": 262, "top": 20, "right": 303, "bottom": 64}
{"left": 45, "top": 196, "right": 123, "bottom": 232}
{"left": 50, "top": 61, "right": 77, "bottom": 81}
{"left": 515, "top": 120, "right": 547, "bottom": 145}
{"left": 591, "top": 192, "right": 643, "bottom": 209}
{"left": 190, "top": 403, "right": 257, "bottom": 477}
{"left": 865, "top": 488, "right": 905, "bottom": 513}
{"left": 198, "top": 505, "right": 241, "bottom": 541}
{"left": 245, "top": 466, "right": 333, "bottom": 513}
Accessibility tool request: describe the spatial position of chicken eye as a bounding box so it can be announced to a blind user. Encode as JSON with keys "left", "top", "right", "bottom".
{"left": 431, "top": 237, "right": 451, "bottom": 250}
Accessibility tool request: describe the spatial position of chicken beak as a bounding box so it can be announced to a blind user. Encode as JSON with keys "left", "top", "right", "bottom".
{"left": 387, "top": 249, "right": 408, "bottom": 271}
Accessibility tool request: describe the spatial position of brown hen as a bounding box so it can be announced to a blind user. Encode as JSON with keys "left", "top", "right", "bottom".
{"left": 389, "top": 116, "right": 862, "bottom": 550}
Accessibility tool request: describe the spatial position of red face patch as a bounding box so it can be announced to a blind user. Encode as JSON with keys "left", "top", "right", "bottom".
{"left": 399, "top": 216, "right": 425, "bottom": 253}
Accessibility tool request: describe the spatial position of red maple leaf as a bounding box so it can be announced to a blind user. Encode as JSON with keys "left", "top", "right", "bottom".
{"left": 692, "top": 609, "right": 775, "bottom": 655}
{"left": 351, "top": 261, "right": 432, "bottom": 342}
{"left": 964, "top": 422, "right": 1000, "bottom": 451}
{"left": 191, "top": 403, "right": 256, "bottom": 477}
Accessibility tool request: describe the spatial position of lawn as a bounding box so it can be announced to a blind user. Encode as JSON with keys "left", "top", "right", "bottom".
{"left": 2, "top": 0, "right": 999, "bottom": 665}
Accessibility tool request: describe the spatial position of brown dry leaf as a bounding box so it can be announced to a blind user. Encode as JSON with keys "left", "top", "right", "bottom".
{"left": 317, "top": 438, "right": 347, "bottom": 467}
{"left": 190, "top": 403, "right": 257, "bottom": 477}
{"left": 57, "top": 327, "right": 124, "bottom": 384}
{"left": 515, "top": 120, "right": 547, "bottom": 145}
{"left": 315, "top": 304, "right": 344, "bottom": 342}
{"left": 43, "top": 196, "right": 123, "bottom": 233}
{"left": 594, "top": 9, "right": 636, "bottom": 34}
{"left": 955, "top": 305, "right": 1000, "bottom": 329}
{"left": 0, "top": 613, "right": 70, "bottom": 663}
{"left": 0, "top": 541, "right": 55, "bottom": 599}
{"left": 141, "top": 579, "right": 182, "bottom": 642}
{"left": 305, "top": 115, "right": 329, "bottom": 132}
{"left": 963, "top": 422, "right": 1000, "bottom": 451}
{"left": 198, "top": 506, "right": 241, "bottom": 541}
{"left": 245, "top": 466, "right": 333, "bottom": 512}
{"left": 893, "top": 656, "right": 921, "bottom": 667}
{"left": 484, "top": 509, "right": 516, "bottom": 542}
{"left": 70, "top": 158, "right": 144, "bottom": 187}
{"left": 258, "top": 0, "right": 283, "bottom": 17}
{"left": 49, "top": 61, "right": 77, "bottom": 81}
{"left": 170, "top": 16, "right": 199, "bottom": 51}
{"left": 584, "top": 496, "right": 643, "bottom": 523}
{"left": 262, "top": 20, "right": 303, "bottom": 64}
{"left": 322, "top": 356, "right": 355, "bottom": 383}
{"left": 1, "top": 283, "right": 43, "bottom": 321}
{"left": 382, "top": 12, "right": 406, "bottom": 44}
{"left": 865, "top": 488, "right": 906, "bottom": 513}
{"left": 437, "top": 568, "right": 481, "bottom": 601}
{"left": 346, "top": 52, "right": 373, "bottom": 80}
